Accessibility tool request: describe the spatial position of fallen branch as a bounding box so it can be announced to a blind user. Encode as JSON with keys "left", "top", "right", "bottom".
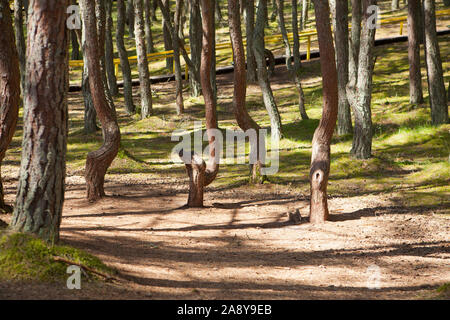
{"left": 53, "top": 256, "right": 121, "bottom": 282}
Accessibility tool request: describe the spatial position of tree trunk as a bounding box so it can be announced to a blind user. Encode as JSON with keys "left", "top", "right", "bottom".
{"left": 245, "top": 0, "right": 258, "bottom": 83}
{"left": 210, "top": 0, "right": 218, "bottom": 106}
{"left": 80, "top": 0, "right": 121, "bottom": 202}
{"left": 105, "top": 0, "right": 119, "bottom": 97}
{"left": 144, "top": 0, "right": 155, "bottom": 53}
{"left": 301, "top": 0, "right": 309, "bottom": 30}
{"left": 10, "top": 0, "right": 69, "bottom": 242}
{"left": 180, "top": 0, "right": 220, "bottom": 207}
{"left": 71, "top": 30, "right": 81, "bottom": 60}
{"left": 134, "top": 0, "right": 153, "bottom": 118}
{"left": 423, "top": 0, "right": 448, "bottom": 125}
{"left": 228, "top": 0, "right": 264, "bottom": 183}
{"left": 253, "top": 0, "right": 282, "bottom": 141}
{"left": 407, "top": 0, "right": 424, "bottom": 104}
{"left": 309, "top": 0, "right": 338, "bottom": 224}
{"left": 349, "top": 0, "right": 362, "bottom": 89}
{"left": 0, "top": 0, "right": 20, "bottom": 214}
{"left": 334, "top": 0, "right": 352, "bottom": 135}
{"left": 13, "top": 0, "right": 26, "bottom": 95}
{"left": 127, "top": 0, "right": 135, "bottom": 38}
{"left": 117, "top": 0, "right": 136, "bottom": 114}
{"left": 189, "top": 0, "right": 202, "bottom": 96}
{"left": 161, "top": 0, "right": 174, "bottom": 70}
{"left": 215, "top": 0, "right": 223, "bottom": 22}
{"left": 347, "top": 0, "right": 377, "bottom": 160}
{"left": 392, "top": 0, "right": 400, "bottom": 10}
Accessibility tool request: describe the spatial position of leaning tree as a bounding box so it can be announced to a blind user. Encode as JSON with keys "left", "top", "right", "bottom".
{"left": 0, "top": 0, "right": 21, "bottom": 214}
{"left": 10, "top": 0, "right": 69, "bottom": 242}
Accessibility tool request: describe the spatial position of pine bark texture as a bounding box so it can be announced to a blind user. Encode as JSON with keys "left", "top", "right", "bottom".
{"left": 309, "top": 0, "right": 338, "bottom": 223}
{"left": 407, "top": 0, "right": 424, "bottom": 104}
{"left": 13, "top": 0, "right": 26, "bottom": 95}
{"left": 245, "top": 0, "right": 258, "bottom": 83}
{"left": 0, "top": 0, "right": 21, "bottom": 213}
{"left": 10, "top": 0, "right": 69, "bottom": 242}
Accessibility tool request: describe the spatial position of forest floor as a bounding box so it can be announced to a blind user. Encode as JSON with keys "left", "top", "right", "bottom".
{"left": 1, "top": 35, "right": 449, "bottom": 300}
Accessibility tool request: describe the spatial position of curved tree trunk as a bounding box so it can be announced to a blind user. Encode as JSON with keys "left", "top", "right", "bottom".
{"left": 253, "top": 0, "right": 282, "bottom": 141}
{"left": 134, "top": 0, "right": 153, "bottom": 118}
{"left": 334, "top": 0, "right": 352, "bottom": 135}
{"left": 13, "top": 0, "right": 26, "bottom": 95}
{"left": 117, "top": 0, "right": 136, "bottom": 114}
{"left": 180, "top": 0, "right": 219, "bottom": 207}
{"left": 407, "top": 0, "right": 424, "bottom": 104}
{"left": 189, "top": 0, "right": 202, "bottom": 96}
{"left": 309, "top": 0, "right": 338, "bottom": 223}
{"left": 105, "top": 0, "right": 119, "bottom": 97}
{"left": 80, "top": 0, "right": 121, "bottom": 202}
{"left": 10, "top": 0, "right": 69, "bottom": 242}
{"left": 423, "top": 0, "right": 448, "bottom": 125}
{"left": 0, "top": 0, "right": 21, "bottom": 214}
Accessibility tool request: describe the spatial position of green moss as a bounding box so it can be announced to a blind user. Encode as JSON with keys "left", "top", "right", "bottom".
{"left": 0, "top": 231, "right": 116, "bottom": 282}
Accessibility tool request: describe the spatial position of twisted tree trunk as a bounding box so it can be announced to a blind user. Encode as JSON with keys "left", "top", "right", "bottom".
{"left": 309, "top": 0, "right": 338, "bottom": 223}
{"left": 0, "top": 0, "right": 20, "bottom": 213}
{"left": 80, "top": 0, "right": 121, "bottom": 202}
{"left": 10, "top": 0, "right": 69, "bottom": 242}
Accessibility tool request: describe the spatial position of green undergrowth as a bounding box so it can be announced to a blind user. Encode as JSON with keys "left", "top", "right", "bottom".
{"left": 0, "top": 231, "right": 116, "bottom": 282}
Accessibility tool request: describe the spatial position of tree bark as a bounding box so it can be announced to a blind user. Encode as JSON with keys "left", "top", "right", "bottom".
{"left": 13, "top": 0, "right": 26, "bottom": 95}
{"left": 423, "top": 0, "right": 448, "bottom": 125}
{"left": 349, "top": 0, "right": 362, "bottom": 89}
{"left": 215, "top": 0, "right": 223, "bottom": 22}
{"left": 245, "top": 0, "right": 258, "bottom": 83}
{"left": 347, "top": 0, "right": 377, "bottom": 160}
{"left": 105, "top": 0, "right": 119, "bottom": 97}
{"left": 0, "top": 0, "right": 20, "bottom": 214}
{"left": 301, "top": 0, "right": 309, "bottom": 30}
{"left": 80, "top": 0, "right": 121, "bottom": 202}
{"left": 309, "top": 0, "right": 338, "bottom": 223}
{"left": 180, "top": 0, "right": 220, "bottom": 207}
{"left": 144, "top": 0, "right": 155, "bottom": 53}
{"left": 189, "top": 0, "right": 202, "bottom": 96}
{"left": 407, "top": 0, "right": 424, "bottom": 104}
{"left": 10, "top": 0, "right": 69, "bottom": 242}
{"left": 392, "top": 0, "right": 400, "bottom": 10}
{"left": 161, "top": 0, "right": 174, "bottom": 70}
{"left": 135, "top": 0, "right": 153, "bottom": 118}
{"left": 127, "top": 0, "right": 135, "bottom": 38}
{"left": 117, "top": 0, "right": 136, "bottom": 114}
{"left": 71, "top": 30, "right": 81, "bottom": 60}
{"left": 253, "top": 0, "right": 282, "bottom": 141}
{"left": 334, "top": 0, "right": 352, "bottom": 135}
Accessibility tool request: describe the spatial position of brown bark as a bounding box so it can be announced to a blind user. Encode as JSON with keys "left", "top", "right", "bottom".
{"left": 134, "top": 0, "right": 153, "bottom": 118}
{"left": 10, "top": 0, "right": 69, "bottom": 242}
{"left": 105, "top": 0, "right": 119, "bottom": 97}
{"left": 180, "top": 0, "right": 219, "bottom": 207}
{"left": 309, "top": 0, "right": 338, "bottom": 223}
{"left": 13, "top": 0, "right": 26, "bottom": 95}
{"left": 127, "top": 0, "right": 135, "bottom": 38}
{"left": 0, "top": 0, "right": 20, "bottom": 213}
{"left": 144, "top": 0, "right": 155, "bottom": 53}
{"left": 188, "top": 0, "right": 202, "bottom": 96}
{"left": 80, "top": 0, "right": 121, "bottom": 202}
{"left": 161, "top": 0, "right": 174, "bottom": 70}
{"left": 423, "top": 0, "right": 448, "bottom": 124}
{"left": 407, "top": 0, "right": 424, "bottom": 104}
{"left": 245, "top": 0, "right": 258, "bottom": 83}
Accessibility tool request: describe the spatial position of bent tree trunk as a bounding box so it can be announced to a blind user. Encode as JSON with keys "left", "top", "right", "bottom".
{"left": 117, "top": 0, "right": 136, "bottom": 114}
{"left": 134, "top": 0, "right": 153, "bottom": 118}
{"left": 309, "top": 0, "right": 338, "bottom": 223}
{"left": 0, "top": 0, "right": 20, "bottom": 213}
{"left": 10, "top": 0, "right": 69, "bottom": 242}
{"left": 181, "top": 0, "right": 219, "bottom": 207}
{"left": 80, "top": 0, "right": 121, "bottom": 202}
{"left": 407, "top": 0, "right": 423, "bottom": 104}
{"left": 423, "top": 0, "right": 448, "bottom": 125}
{"left": 228, "top": 0, "right": 264, "bottom": 183}
{"left": 253, "top": 0, "right": 282, "bottom": 141}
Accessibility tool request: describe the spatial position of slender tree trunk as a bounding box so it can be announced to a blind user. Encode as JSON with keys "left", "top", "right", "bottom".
{"left": 189, "top": 0, "right": 202, "bottom": 96}
{"left": 10, "top": 0, "right": 69, "bottom": 242}
{"left": 134, "top": 0, "right": 153, "bottom": 118}
{"left": 301, "top": 0, "right": 309, "bottom": 30}
{"left": 392, "top": 0, "right": 400, "bottom": 10}
{"left": 245, "top": 0, "right": 258, "bottom": 83}
{"left": 161, "top": 0, "right": 174, "bottom": 70}
{"left": 407, "top": 0, "right": 424, "bottom": 104}
{"left": 13, "top": 0, "right": 26, "bottom": 95}
{"left": 127, "top": 0, "right": 135, "bottom": 38}
{"left": 334, "top": 0, "right": 352, "bottom": 135}
{"left": 215, "top": 0, "right": 223, "bottom": 22}
{"left": 228, "top": 0, "right": 264, "bottom": 183}
{"left": 349, "top": 0, "right": 362, "bottom": 89}
{"left": 117, "top": 0, "right": 136, "bottom": 114}
{"left": 347, "top": 0, "right": 377, "bottom": 159}
{"left": 210, "top": 0, "right": 218, "bottom": 106}
{"left": 105, "top": 0, "right": 119, "bottom": 97}
{"left": 309, "top": 0, "right": 338, "bottom": 223}
{"left": 253, "top": 0, "right": 282, "bottom": 141}
{"left": 291, "top": 0, "right": 308, "bottom": 120}
{"left": 151, "top": 0, "right": 158, "bottom": 20}
{"left": 71, "top": 30, "right": 81, "bottom": 60}
{"left": 0, "top": 0, "right": 20, "bottom": 214}
{"left": 80, "top": 0, "right": 121, "bottom": 202}
{"left": 180, "top": 0, "right": 219, "bottom": 207}
{"left": 144, "top": 0, "right": 155, "bottom": 53}
{"left": 423, "top": 0, "right": 448, "bottom": 124}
